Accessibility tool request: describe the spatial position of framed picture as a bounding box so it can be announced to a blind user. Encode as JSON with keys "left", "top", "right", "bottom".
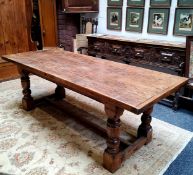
{"left": 147, "top": 8, "right": 170, "bottom": 35}
{"left": 127, "top": 0, "right": 145, "bottom": 7}
{"left": 185, "top": 36, "right": 193, "bottom": 79}
{"left": 178, "top": 0, "right": 193, "bottom": 7}
{"left": 150, "top": 0, "right": 171, "bottom": 7}
{"left": 107, "top": 7, "right": 122, "bottom": 30}
{"left": 126, "top": 7, "right": 144, "bottom": 32}
{"left": 173, "top": 8, "right": 193, "bottom": 36}
{"left": 108, "top": 0, "right": 123, "bottom": 6}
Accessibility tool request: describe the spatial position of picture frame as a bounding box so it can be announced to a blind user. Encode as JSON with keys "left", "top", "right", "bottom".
{"left": 108, "top": 0, "right": 123, "bottom": 6}
{"left": 127, "top": 0, "right": 145, "bottom": 7}
{"left": 107, "top": 7, "right": 122, "bottom": 30}
{"left": 185, "top": 36, "right": 193, "bottom": 79}
{"left": 150, "top": 0, "right": 171, "bottom": 7}
{"left": 126, "top": 7, "right": 144, "bottom": 33}
{"left": 178, "top": 0, "right": 193, "bottom": 7}
{"left": 147, "top": 8, "right": 170, "bottom": 35}
{"left": 173, "top": 8, "right": 193, "bottom": 36}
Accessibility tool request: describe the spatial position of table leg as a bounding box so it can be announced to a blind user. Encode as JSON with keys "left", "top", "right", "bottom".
{"left": 137, "top": 106, "right": 153, "bottom": 144}
{"left": 55, "top": 85, "right": 66, "bottom": 100}
{"left": 20, "top": 70, "right": 34, "bottom": 111}
{"left": 103, "top": 104, "right": 124, "bottom": 173}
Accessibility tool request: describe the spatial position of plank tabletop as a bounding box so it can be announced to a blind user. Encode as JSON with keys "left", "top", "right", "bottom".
{"left": 2, "top": 48, "right": 188, "bottom": 114}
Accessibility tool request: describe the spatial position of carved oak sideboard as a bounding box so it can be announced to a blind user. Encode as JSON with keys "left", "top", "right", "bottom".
{"left": 87, "top": 35, "right": 186, "bottom": 76}
{"left": 87, "top": 34, "right": 187, "bottom": 108}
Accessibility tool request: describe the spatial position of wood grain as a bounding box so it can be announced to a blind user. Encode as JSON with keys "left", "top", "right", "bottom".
{"left": 1, "top": 0, "right": 17, "bottom": 54}
{"left": 0, "top": 0, "right": 36, "bottom": 82}
{"left": 13, "top": 0, "right": 29, "bottom": 53}
{"left": 0, "top": 0, "right": 5, "bottom": 56}
{"left": 2, "top": 48, "right": 188, "bottom": 114}
{"left": 38, "top": 0, "right": 57, "bottom": 47}
{"left": 0, "top": 63, "right": 19, "bottom": 82}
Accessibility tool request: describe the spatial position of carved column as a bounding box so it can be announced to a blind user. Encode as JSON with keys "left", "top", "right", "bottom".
{"left": 20, "top": 69, "right": 34, "bottom": 111}
{"left": 103, "top": 104, "right": 124, "bottom": 173}
{"left": 55, "top": 85, "right": 66, "bottom": 100}
{"left": 137, "top": 106, "right": 153, "bottom": 144}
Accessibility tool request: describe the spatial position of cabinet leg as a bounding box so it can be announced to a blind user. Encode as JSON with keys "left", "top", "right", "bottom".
{"left": 173, "top": 91, "right": 180, "bottom": 111}
{"left": 137, "top": 106, "right": 153, "bottom": 144}
{"left": 103, "top": 104, "right": 124, "bottom": 173}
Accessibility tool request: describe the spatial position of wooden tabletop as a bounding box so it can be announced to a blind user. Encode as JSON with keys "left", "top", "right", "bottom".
{"left": 2, "top": 48, "right": 188, "bottom": 114}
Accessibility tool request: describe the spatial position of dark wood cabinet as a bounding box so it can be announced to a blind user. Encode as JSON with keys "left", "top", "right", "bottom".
{"left": 0, "top": 0, "right": 36, "bottom": 82}
{"left": 61, "top": 0, "right": 99, "bottom": 13}
{"left": 39, "top": 0, "right": 58, "bottom": 47}
{"left": 87, "top": 34, "right": 189, "bottom": 109}
{"left": 87, "top": 35, "right": 186, "bottom": 76}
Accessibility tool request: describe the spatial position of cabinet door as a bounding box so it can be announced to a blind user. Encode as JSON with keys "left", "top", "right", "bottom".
{"left": 39, "top": 0, "right": 57, "bottom": 47}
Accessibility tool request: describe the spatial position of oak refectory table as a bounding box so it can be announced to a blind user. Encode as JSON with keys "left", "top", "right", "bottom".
{"left": 2, "top": 48, "right": 188, "bottom": 173}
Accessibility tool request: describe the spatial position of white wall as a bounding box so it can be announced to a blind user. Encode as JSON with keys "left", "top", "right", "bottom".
{"left": 83, "top": 0, "right": 186, "bottom": 43}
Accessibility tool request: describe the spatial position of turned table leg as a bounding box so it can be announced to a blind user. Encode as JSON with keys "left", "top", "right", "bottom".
{"left": 137, "top": 106, "right": 153, "bottom": 144}
{"left": 55, "top": 85, "right": 66, "bottom": 100}
{"left": 20, "top": 70, "right": 34, "bottom": 111}
{"left": 103, "top": 104, "right": 124, "bottom": 173}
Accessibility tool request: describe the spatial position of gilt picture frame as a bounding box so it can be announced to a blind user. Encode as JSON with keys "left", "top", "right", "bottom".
{"left": 127, "top": 0, "right": 145, "bottom": 7}
{"left": 126, "top": 7, "right": 144, "bottom": 33}
{"left": 185, "top": 36, "right": 193, "bottom": 79}
{"left": 107, "top": 7, "right": 122, "bottom": 30}
{"left": 150, "top": 0, "right": 171, "bottom": 7}
{"left": 108, "top": 0, "right": 123, "bottom": 6}
{"left": 148, "top": 8, "right": 170, "bottom": 35}
{"left": 173, "top": 8, "right": 193, "bottom": 36}
{"left": 178, "top": 0, "right": 193, "bottom": 7}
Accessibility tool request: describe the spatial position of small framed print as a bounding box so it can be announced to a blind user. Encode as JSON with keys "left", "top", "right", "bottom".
{"left": 150, "top": 0, "right": 171, "bottom": 7}
{"left": 185, "top": 36, "right": 193, "bottom": 79}
{"left": 107, "top": 7, "right": 122, "bottom": 30}
{"left": 148, "top": 8, "right": 170, "bottom": 35}
{"left": 127, "top": 0, "right": 145, "bottom": 7}
{"left": 108, "top": 0, "right": 123, "bottom": 6}
{"left": 178, "top": 0, "right": 193, "bottom": 7}
{"left": 173, "top": 8, "right": 193, "bottom": 36}
{"left": 126, "top": 7, "right": 144, "bottom": 32}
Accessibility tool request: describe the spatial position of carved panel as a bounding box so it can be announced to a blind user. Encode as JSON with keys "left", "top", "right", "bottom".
{"left": 87, "top": 36, "right": 186, "bottom": 76}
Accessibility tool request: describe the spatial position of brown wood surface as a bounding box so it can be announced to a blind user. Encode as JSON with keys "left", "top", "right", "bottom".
{"left": 62, "top": 0, "right": 99, "bottom": 12}
{"left": 1, "top": 0, "right": 17, "bottom": 54}
{"left": 0, "top": 4, "right": 5, "bottom": 56}
{"left": 0, "top": 0, "right": 36, "bottom": 82}
{"left": 0, "top": 0, "right": 35, "bottom": 55}
{"left": 0, "top": 63, "right": 19, "bottom": 82}
{"left": 39, "top": 0, "right": 57, "bottom": 47}
{"left": 2, "top": 48, "right": 188, "bottom": 114}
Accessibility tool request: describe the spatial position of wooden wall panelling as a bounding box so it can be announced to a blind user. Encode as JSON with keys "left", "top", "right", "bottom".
{"left": 14, "top": 0, "right": 29, "bottom": 53}
{"left": 0, "top": 1, "right": 6, "bottom": 63}
{"left": 0, "top": 0, "right": 36, "bottom": 82}
{"left": 38, "top": 0, "right": 58, "bottom": 47}
{"left": 25, "top": 0, "right": 37, "bottom": 51}
{"left": 1, "top": 0, "right": 18, "bottom": 54}
{"left": 0, "top": 63, "right": 19, "bottom": 82}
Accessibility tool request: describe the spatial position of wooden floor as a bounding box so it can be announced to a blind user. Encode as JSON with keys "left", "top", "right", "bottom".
{"left": 0, "top": 62, "right": 19, "bottom": 82}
